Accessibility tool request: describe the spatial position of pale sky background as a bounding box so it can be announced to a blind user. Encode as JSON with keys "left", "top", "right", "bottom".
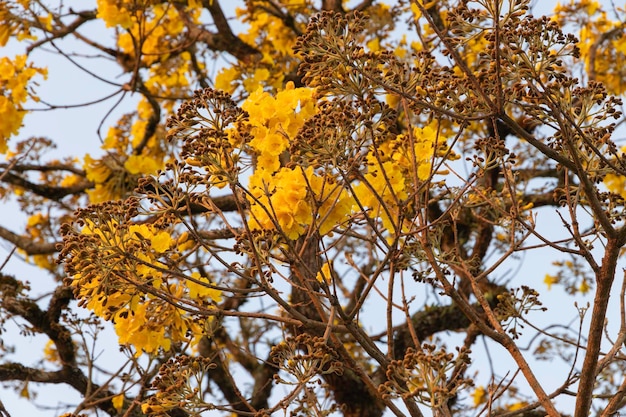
{"left": 0, "top": 1, "right": 620, "bottom": 416}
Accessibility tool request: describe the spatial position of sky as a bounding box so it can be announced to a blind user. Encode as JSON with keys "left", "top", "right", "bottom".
{"left": 0, "top": 1, "right": 621, "bottom": 416}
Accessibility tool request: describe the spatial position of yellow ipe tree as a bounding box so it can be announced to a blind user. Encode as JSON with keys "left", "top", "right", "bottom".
{"left": 1, "top": 0, "right": 626, "bottom": 416}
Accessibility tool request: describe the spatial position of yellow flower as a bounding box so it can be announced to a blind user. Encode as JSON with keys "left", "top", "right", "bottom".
{"left": 472, "top": 385, "right": 486, "bottom": 406}
{"left": 0, "top": 57, "right": 16, "bottom": 79}
{"left": 215, "top": 66, "right": 240, "bottom": 93}
{"left": 579, "top": 279, "right": 590, "bottom": 294}
{"left": 248, "top": 166, "right": 315, "bottom": 239}
{"left": 250, "top": 130, "right": 289, "bottom": 156}
{"left": 519, "top": 202, "right": 534, "bottom": 211}
{"left": 115, "top": 304, "right": 171, "bottom": 355}
{"left": 417, "top": 163, "right": 432, "bottom": 181}
{"left": 96, "top": 0, "right": 133, "bottom": 29}
{"left": 0, "top": 26, "right": 9, "bottom": 48}
{"left": 84, "top": 154, "right": 112, "bottom": 183}
{"left": 366, "top": 37, "right": 381, "bottom": 52}
{"left": 243, "top": 67, "right": 271, "bottom": 93}
{"left": 128, "top": 224, "right": 153, "bottom": 240}
{"left": 543, "top": 274, "right": 559, "bottom": 290}
{"left": 585, "top": 0, "right": 600, "bottom": 15}
{"left": 176, "top": 232, "right": 195, "bottom": 253}
{"left": 255, "top": 150, "right": 281, "bottom": 173}
{"left": 124, "top": 154, "right": 162, "bottom": 175}
{"left": 32, "top": 254, "right": 55, "bottom": 270}
{"left": 316, "top": 262, "right": 332, "bottom": 284}
{"left": 187, "top": 272, "right": 223, "bottom": 302}
{"left": 604, "top": 173, "right": 626, "bottom": 199}
{"left": 307, "top": 170, "right": 352, "bottom": 235}
{"left": 60, "top": 174, "right": 81, "bottom": 187}
{"left": 38, "top": 13, "right": 53, "bottom": 31}
{"left": 128, "top": 224, "right": 172, "bottom": 253}
{"left": 43, "top": 340, "right": 59, "bottom": 363}
{"left": 27, "top": 213, "right": 47, "bottom": 227}
{"left": 112, "top": 393, "right": 125, "bottom": 411}
{"left": 150, "top": 231, "right": 172, "bottom": 253}
{"left": 507, "top": 402, "right": 527, "bottom": 411}
{"left": 615, "top": 35, "right": 626, "bottom": 55}
{"left": 0, "top": 96, "right": 21, "bottom": 150}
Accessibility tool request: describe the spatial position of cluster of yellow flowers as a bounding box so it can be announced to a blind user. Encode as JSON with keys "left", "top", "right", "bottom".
{"left": 242, "top": 83, "right": 316, "bottom": 170}
{"left": 0, "top": 55, "right": 46, "bottom": 152}
{"left": 0, "top": 1, "right": 44, "bottom": 47}
{"left": 243, "top": 83, "right": 355, "bottom": 238}
{"left": 82, "top": 1, "right": 201, "bottom": 203}
{"left": 353, "top": 122, "right": 446, "bottom": 233}
{"left": 95, "top": 0, "right": 134, "bottom": 29}
{"left": 83, "top": 100, "right": 168, "bottom": 203}
{"left": 242, "top": 88, "right": 446, "bottom": 239}
{"left": 215, "top": 1, "right": 307, "bottom": 94}
{"left": 22, "top": 212, "right": 57, "bottom": 270}
{"left": 248, "top": 165, "right": 354, "bottom": 239}
{"left": 549, "top": 1, "right": 626, "bottom": 203}
{"left": 604, "top": 171, "right": 626, "bottom": 199}
{"left": 116, "top": 3, "right": 200, "bottom": 65}
{"left": 553, "top": 0, "right": 626, "bottom": 95}
{"left": 64, "top": 217, "right": 222, "bottom": 356}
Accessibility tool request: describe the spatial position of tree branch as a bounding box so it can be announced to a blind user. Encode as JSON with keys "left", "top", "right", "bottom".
{"left": 0, "top": 274, "right": 120, "bottom": 416}
{"left": 0, "top": 225, "right": 58, "bottom": 255}
{"left": 0, "top": 171, "right": 91, "bottom": 200}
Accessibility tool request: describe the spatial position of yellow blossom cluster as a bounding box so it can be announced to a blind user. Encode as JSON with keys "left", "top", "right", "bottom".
{"left": 242, "top": 82, "right": 316, "bottom": 171}
{"left": 238, "top": 5, "right": 298, "bottom": 58}
{"left": 216, "top": 61, "right": 283, "bottom": 96}
{"left": 84, "top": 99, "right": 167, "bottom": 203}
{"left": 83, "top": 153, "right": 133, "bottom": 203}
{"left": 353, "top": 122, "right": 444, "bottom": 232}
{"left": 215, "top": 1, "right": 308, "bottom": 94}
{"left": 96, "top": 0, "right": 133, "bottom": 29}
{"left": 63, "top": 216, "right": 222, "bottom": 356}
{"left": 22, "top": 212, "right": 57, "bottom": 270}
{"left": 85, "top": 2, "right": 198, "bottom": 203}
{"left": 604, "top": 172, "right": 626, "bottom": 199}
{"left": 248, "top": 167, "right": 311, "bottom": 239}
{"left": 0, "top": 4, "right": 16, "bottom": 46}
{"left": 116, "top": 2, "right": 199, "bottom": 66}
{"left": 603, "top": 145, "right": 626, "bottom": 202}
{"left": 0, "top": 2, "right": 40, "bottom": 47}
{"left": 353, "top": 156, "right": 408, "bottom": 233}
{"left": 242, "top": 83, "right": 352, "bottom": 238}
{"left": 239, "top": 85, "right": 452, "bottom": 238}
{"left": 248, "top": 166, "right": 352, "bottom": 239}
{"left": 0, "top": 55, "right": 47, "bottom": 153}
{"left": 553, "top": 0, "right": 626, "bottom": 95}
{"left": 145, "top": 51, "right": 193, "bottom": 111}
{"left": 123, "top": 99, "right": 168, "bottom": 164}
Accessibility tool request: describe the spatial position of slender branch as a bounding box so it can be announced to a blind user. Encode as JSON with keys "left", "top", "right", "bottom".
{"left": 575, "top": 237, "right": 623, "bottom": 417}
{"left": 0, "top": 275, "right": 119, "bottom": 416}
{"left": 26, "top": 9, "right": 98, "bottom": 54}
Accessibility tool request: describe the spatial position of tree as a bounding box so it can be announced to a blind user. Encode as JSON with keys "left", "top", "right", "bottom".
{"left": 1, "top": 0, "right": 626, "bottom": 416}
